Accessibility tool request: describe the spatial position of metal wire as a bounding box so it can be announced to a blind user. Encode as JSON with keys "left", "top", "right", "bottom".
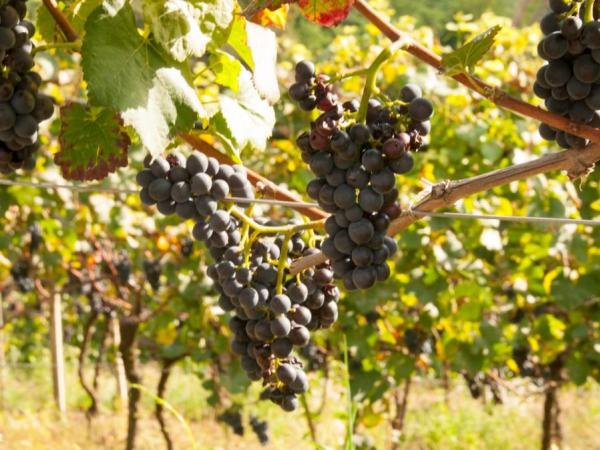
{"left": 0, "top": 178, "right": 138, "bottom": 194}
{"left": 1, "top": 178, "right": 599, "bottom": 227}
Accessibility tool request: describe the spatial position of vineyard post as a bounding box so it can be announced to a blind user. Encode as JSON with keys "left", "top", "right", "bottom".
{"left": 0, "top": 290, "right": 5, "bottom": 410}
{"left": 49, "top": 291, "right": 66, "bottom": 413}
{"left": 111, "top": 315, "right": 128, "bottom": 408}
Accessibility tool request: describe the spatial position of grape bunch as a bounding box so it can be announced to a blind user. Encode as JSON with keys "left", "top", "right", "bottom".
{"left": 28, "top": 221, "right": 42, "bottom": 252}
{"left": 142, "top": 258, "right": 161, "bottom": 291}
{"left": 249, "top": 415, "right": 269, "bottom": 445}
{"left": 535, "top": 0, "right": 600, "bottom": 148}
{"left": 181, "top": 237, "right": 194, "bottom": 257}
{"left": 0, "top": 0, "right": 54, "bottom": 174}
{"left": 10, "top": 258, "right": 33, "bottom": 292}
{"left": 216, "top": 237, "right": 339, "bottom": 412}
{"left": 217, "top": 408, "right": 244, "bottom": 436}
{"left": 300, "top": 342, "right": 327, "bottom": 371}
{"left": 136, "top": 152, "right": 340, "bottom": 411}
{"left": 114, "top": 253, "right": 131, "bottom": 285}
{"left": 289, "top": 60, "right": 432, "bottom": 290}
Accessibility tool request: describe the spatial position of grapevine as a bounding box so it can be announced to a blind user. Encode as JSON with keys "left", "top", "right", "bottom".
{"left": 0, "top": 1, "right": 598, "bottom": 449}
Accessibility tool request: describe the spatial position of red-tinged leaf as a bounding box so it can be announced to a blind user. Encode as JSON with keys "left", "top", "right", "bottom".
{"left": 251, "top": 4, "right": 289, "bottom": 29}
{"left": 57, "top": 104, "right": 130, "bottom": 181}
{"left": 298, "top": 0, "right": 353, "bottom": 27}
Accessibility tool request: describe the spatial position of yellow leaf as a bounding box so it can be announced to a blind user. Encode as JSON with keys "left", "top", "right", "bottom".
{"left": 156, "top": 327, "right": 176, "bottom": 345}
{"left": 543, "top": 268, "right": 561, "bottom": 295}
{"left": 251, "top": 5, "right": 288, "bottom": 30}
{"left": 157, "top": 235, "right": 170, "bottom": 252}
{"left": 507, "top": 359, "right": 519, "bottom": 373}
{"left": 528, "top": 336, "right": 539, "bottom": 352}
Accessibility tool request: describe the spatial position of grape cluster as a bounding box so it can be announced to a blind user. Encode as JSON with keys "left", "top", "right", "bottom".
{"left": 10, "top": 258, "right": 33, "bottom": 292}
{"left": 535, "top": 0, "right": 600, "bottom": 148}
{"left": 290, "top": 60, "right": 432, "bottom": 290}
{"left": 142, "top": 258, "right": 161, "bottom": 291}
{"left": 0, "top": 0, "right": 54, "bottom": 174}
{"left": 114, "top": 253, "right": 131, "bottom": 285}
{"left": 136, "top": 152, "right": 339, "bottom": 411}
{"left": 28, "top": 221, "right": 42, "bottom": 252}
{"left": 300, "top": 342, "right": 327, "bottom": 371}
{"left": 249, "top": 415, "right": 269, "bottom": 445}
{"left": 209, "top": 228, "right": 339, "bottom": 411}
{"left": 181, "top": 237, "right": 194, "bottom": 257}
{"left": 217, "top": 408, "right": 244, "bottom": 436}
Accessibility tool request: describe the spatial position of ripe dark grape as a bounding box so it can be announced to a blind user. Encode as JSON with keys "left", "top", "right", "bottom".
{"left": 542, "top": 32, "right": 569, "bottom": 59}
{"left": 295, "top": 60, "right": 315, "bottom": 83}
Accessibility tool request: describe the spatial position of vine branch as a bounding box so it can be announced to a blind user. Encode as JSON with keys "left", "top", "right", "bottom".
{"left": 290, "top": 143, "right": 600, "bottom": 274}
{"left": 354, "top": 0, "right": 600, "bottom": 144}
{"left": 41, "top": 0, "right": 79, "bottom": 42}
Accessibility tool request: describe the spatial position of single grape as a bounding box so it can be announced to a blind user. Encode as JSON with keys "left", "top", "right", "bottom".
{"left": 295, "top": 60, "right": 315, "bottom": 83}
{"left": 541, "top": 32, "right": 568, "bottom": 60}
{"left": 408, "top": 98, "right": 433, "bottom": 121}
{"left": 544, "top": 60, "right": 572, "bottom": 87}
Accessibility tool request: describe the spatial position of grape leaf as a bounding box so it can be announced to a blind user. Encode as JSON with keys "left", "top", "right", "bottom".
{"left": 211, "top": 69, "right": 275, "bottom": 154}
{"left": 121, "top": 68, "right": 205, "bottom": 154}
{"left": 35, "top": 3, "right": 61, "bottom": 43}
{"left": 245, "top": 22, "right": 280, "bottom": 103}
{"left": 441, "top": 25, "right": 502, "bottom": 77}
{"left": 210, "top": 50, "right": 242, "bottom": 92}
{"left": 66, "top": 0, "right": 103, "bottom": 33}
{"left": 250, "top": 4, "right": 289, "bottom": 29}
{"left": 227, "top": 16, "right": 254, "bottom": 70}
{"left": 143, "top": 0, "right": 234, "bottom": 62}
{"left": 82, "top": 5, "right": 207, "bottom": 155}
{"left": 225, "top": 17, "right": 279, "bottom": 102}
{"left": 298, "top": 0, "right": 354, "bottom": 27}
{"left": 56, "top": 103, "right": 130, "bottom": 181}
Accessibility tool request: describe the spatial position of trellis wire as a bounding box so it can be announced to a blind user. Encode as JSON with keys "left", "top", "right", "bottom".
{"left": 1, "top": 178, "right": 599, "bottom": 227}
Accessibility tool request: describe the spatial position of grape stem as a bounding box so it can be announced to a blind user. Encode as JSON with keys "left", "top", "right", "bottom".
{"left": 584, "top": 0, "right": 596, "bottom": 22}
{"left": 33, "top": 41, "right": 82, "bottom": 55}
{"left": 229, "top": 207, "right": 325, "bottom": 235}
{"left": 356, "top": 40, "right": 407, "bottom": 124}
{"left": 328, "top": 68, "right": 370, "bottom": 84}
{"left": 275, "top": 232, "right": 293, "bottom": 295}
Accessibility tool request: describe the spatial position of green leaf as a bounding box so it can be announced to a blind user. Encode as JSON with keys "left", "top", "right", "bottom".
{"left": 566, "top": 354, "right": 591, "bottom": 385}
{"left": 211, "top": 69, "right": 275, "bottom": 154}
{"left": 143, "top": 0, "right": 234, "bottom": 62}
{"left": 245, "top": 22, "right": 279, "bottom": 103}
{"left": 210, "top": 50, "right": 242, "bottom": 92}
{"left": 35, "top": 3, "right": 61, "bottom": 43}
{"left": 82, "top": 5, "right": 206, "bottom": 155}
{"left": 121, "top": 67, "right": 207, "bottom": 154}
{"left": 227, "top": 16, "right": 254, "bottom": 70}
{"left": 441, "top": 25, "right": 502, "bottom": 76}
{"left": 56, "top": 103, "right": 130, "bottom": 181}
{"left": 65, "top": 0, "right": 103, "bottom": 33}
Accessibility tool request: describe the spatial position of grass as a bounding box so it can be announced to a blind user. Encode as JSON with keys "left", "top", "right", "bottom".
{"left": 0, "top": 358, "right": 599, "bottom": 450}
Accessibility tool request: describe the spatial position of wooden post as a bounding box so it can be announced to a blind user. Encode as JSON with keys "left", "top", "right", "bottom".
{"left": 0, "top": 290, "right": 6, "bottom": 410}
{"left": 49, "top": 292, "right": 66, "bottom": 412}
{"left": 111, "top": 315, "right": 128, "bottom": 407}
